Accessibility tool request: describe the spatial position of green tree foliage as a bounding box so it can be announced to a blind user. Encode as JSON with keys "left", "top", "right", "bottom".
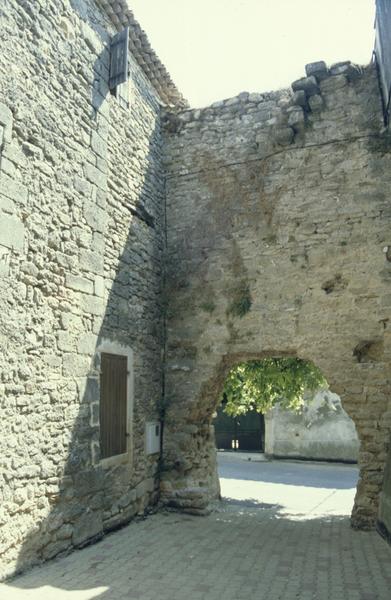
{"left": 222, "top": 358, "right": 327, "bottom": 416}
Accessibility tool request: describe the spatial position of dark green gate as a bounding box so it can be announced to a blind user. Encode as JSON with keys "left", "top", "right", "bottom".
{"left": 214, "top": 407, "right": 265, "bottom": 452}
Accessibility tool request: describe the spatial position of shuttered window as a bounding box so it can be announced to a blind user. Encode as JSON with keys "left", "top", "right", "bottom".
{"left": 100, "top": 353, "right": 128, "bottom": 459}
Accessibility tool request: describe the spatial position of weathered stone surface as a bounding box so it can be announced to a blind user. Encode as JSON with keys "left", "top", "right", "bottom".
{"left": 162, "top": 63, "right": 390, "bottom": 537}
{"left": 1, "top": 0, "right": 390, "bottom": 582}
{"left": 91, "top": 131, "right": 107, "bottom": 159}
{"left": 287, "top": 106, "right": 305, "bottom": 130}
{"left": 0, "top": 173, "right": 28, "bottom": 204}
{"left": 0, "top": 213, "right": 24, "bottom": 251}
{"left": 79, "top": 249, "right": 104, "bottom": 275}
{"left": 291, "top": 90, "right": 307, "bottom": 107}
{"left": 0, "top": 194, "right": 15, "bottom": 214}
{"left": 308, "top": 94, "right": 324, "bottom": 112}
{"left": 0, "top": 102, "right": 13, "bottom": 142}
{"left": 72, "top": 510, "right": 103, "bottom": 547}
{"left": 320, "top": 74, "right": 348, "bottom": 92}
{"left": 329, "top": 61, "right": 351, "bottom": 76}
{"left": 274, "top": 127, "right": 295, "bottom": 146}
{"left": 291, "top": 75, "right": 320, "bottom": 96}
{"left": 305, "top": 60, "right": 328, "bottom": 81}
{"left": 83, "top": 199, "right": 107, "bottom": 233}
{"left": 84, "top": 163, "right": 107, "bottom": 191}
{"left": 65, "top": 274, "right": 94, "bottom": 294}
{"left": 0, "top": 0, "right": 163, "bottom": 581}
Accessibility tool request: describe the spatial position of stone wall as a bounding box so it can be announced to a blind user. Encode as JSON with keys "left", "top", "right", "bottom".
{"left": 0, "top": 0, "right": 165, "bottom": 579}
{"left": 265, "top": 389, "right": 359, "bottom": 462}
{"left": 162, "top": 61, "right": 391, "bottom": 530}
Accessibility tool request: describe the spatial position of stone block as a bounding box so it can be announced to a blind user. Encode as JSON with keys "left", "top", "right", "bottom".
{"left": 0, "top": 173, "right": 28, "bottom": 204}
{"left": 80, "top": 21, "right": 104, "bottom": 55}
{"left": 0, "top": 213, "right": 24, "bottom": 251}
{"left": 287, "top": 106, "right": 305, "bottom": 130}
{"left": 248, "top": 93, "right": 263, "bottom": 103}
{"left": 57, "top": 331, "right": 74, "bottom": 352}
{"left": 0, "top": 194, "right": 15, "bottom": 214}
{"left": 96, "top": 157, "right": 107, "bottom": 174}
{"left": 1, "top": 157, "right": 16, "bottom": 178}
{"left": 308, "top": 94, "right": 324, "bottom": 112}
{"left": 135, "top": 481, "right": 146, "bottom": 499}
{"left": 94, "top": 275, "right": 105, "bottom": 297}
{"left": 74, "top": 176, "right": 93, "bottom": 197}
{"left": 0, "top": 245, "right": 10, "bottom": 276}
{"left": 329, "top": 61, "right": 351, "bottom": 76}
{"left": 291, "top": 75, "right": 319, "bottom": 97}
{"left": 320, "top": 74, "right": 348, "bottom": 93}
{"left": 84, "top": 162, "right": 107, "bottom": 191}
{"left": 81, "top": 294, "right": 104, "bottom": 316}
{"left": 145, "top": 477, "right": 155, "bottom": 493}
{"left": 77, "top": 332, "right": 97, "bottom": 355}
{"left": 74, "top": 469, "right": 104, "bottom": 497}
{"left": 291, "top": 90, "right": 307, "bottom": 107}
{"left": 22, "top": 142, "right": 43, "bottom": 160}
{"left": 0, "top": 102, "right": 13, "bottom": 142}
{"left": 72, "top": 510, "right": 103, "bottom": 547}
{"left": 305, "top": 61, "right": 328, "bottom": 81}
{"left": 330, "top": 61, "right": 362, "bottom": 82}
{"left": 65, "top": 273, "right": 94, "bottom": 294}
{"left": 2, "top": 142, "right": 27, "bottom": 167}
{"left": 83, "top": 199, "right": 107, "bottom": 233}
{"left": 90, "top": 402, "right": 100, "bottom": 427}
{"left": 62, "top": 353, "right": 91, "bottom": 377}
{"left": 274, "top": 127, "right": 295, "bottom": 146}
{"left": 79, "top": 248, "right": 104, "bottom": 275}
{"left": 56, "top": 524, "right": 73, "bottom": 540}
{"left": 91, "top": 131, "right": 107, "bottom": 159}
{"left": 42, "top": 539, "right": 71, "bottom": 561}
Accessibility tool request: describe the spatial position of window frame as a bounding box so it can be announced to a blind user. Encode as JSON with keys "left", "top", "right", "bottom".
{"left": 96, "top": 339, "right": 134, "bottom": 469}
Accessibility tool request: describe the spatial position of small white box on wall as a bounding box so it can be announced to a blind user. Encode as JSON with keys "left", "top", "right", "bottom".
{"left": 145, "top": 421, "right": 161, "bottom": 455}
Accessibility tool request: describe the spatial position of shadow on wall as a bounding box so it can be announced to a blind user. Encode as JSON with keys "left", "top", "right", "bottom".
{"left": 6, "top": 29, "right": 164, "bottom": 584}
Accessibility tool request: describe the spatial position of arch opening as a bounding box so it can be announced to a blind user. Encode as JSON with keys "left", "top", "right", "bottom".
{"left": 212, "top": 357, "right": 360, "bottom": 522}
{"left": 161, "top": 352, "right": 378, "bottom": 528}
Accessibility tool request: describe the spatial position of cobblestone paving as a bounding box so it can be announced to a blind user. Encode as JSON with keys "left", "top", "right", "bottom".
{"left": 2, "top": 459, "right": 391, "bottom": 600}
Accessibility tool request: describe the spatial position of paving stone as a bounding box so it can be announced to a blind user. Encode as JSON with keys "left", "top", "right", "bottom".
{"left": 2, "top": 461, "right": 391, "bottom": 600}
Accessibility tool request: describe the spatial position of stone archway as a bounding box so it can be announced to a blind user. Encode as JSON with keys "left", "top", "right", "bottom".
{"left": 161, "top": 348, "right": 387, "bottom": 529}
{"left": 161, "top": 64, "right": 391, "bottom": 530}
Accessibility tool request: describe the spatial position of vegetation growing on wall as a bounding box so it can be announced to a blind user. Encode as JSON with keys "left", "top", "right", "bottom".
{"left": 226, "top": 279, "right": 252, "bottom": 318}
{"left": 221, "top": 358, "right": 327, "bottom": 416}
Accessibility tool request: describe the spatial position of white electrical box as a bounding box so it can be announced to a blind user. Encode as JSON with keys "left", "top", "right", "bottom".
{"left": 145, "top": 421, "right": 161, "bottom": 455}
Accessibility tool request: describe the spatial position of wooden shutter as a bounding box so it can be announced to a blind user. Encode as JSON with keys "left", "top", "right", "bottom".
{"left": 100, "top": 353, "right": 128, "bottom": 459}
{"left": 109, "top": 27, "right": 129, "bottom": 90}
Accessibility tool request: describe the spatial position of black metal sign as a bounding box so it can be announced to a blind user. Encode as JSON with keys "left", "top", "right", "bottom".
{"left": 109, "top": 27, "right": 129, "bottom": 90}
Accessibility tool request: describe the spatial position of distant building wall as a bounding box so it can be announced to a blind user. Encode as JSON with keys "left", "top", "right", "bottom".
{"left": 265, "top": 390, "right": 359, "bottom": 462}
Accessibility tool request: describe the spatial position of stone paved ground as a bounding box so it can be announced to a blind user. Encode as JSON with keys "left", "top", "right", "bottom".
{"left": 2, "top": 454, "right": 391, "bottom": 600}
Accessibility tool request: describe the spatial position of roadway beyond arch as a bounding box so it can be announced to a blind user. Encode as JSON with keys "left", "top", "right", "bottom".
{"left": 161, "top": 63, "right": 391, "bottom": 531}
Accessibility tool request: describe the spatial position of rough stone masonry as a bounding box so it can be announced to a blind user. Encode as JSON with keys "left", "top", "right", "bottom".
{"left": 0, "top": 0, "right": 391, "bottom": 582}
{"left": 161, "top": 62, "right": 391, "bottom": 535}
{"left": 0, "top": 0, "right": 185, "bottom": 580}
